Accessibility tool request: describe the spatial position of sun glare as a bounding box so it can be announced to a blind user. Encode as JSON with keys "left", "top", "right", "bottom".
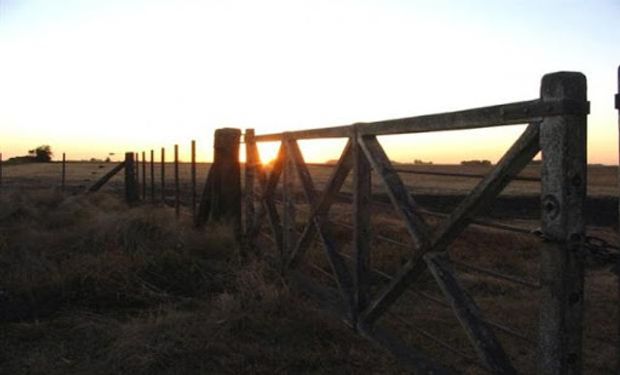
{"left": 256, "top": 142, "right": 280, "bottom": 165}
{"left": 253, "top": 138, "right": 349, "bottom": 166}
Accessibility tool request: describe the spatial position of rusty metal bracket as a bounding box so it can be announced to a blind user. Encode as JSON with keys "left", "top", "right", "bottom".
{"left": 501, "top": 99, "right": 590, "bottom": 120}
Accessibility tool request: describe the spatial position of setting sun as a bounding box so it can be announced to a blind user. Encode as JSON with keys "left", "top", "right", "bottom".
{"left": 1, "top": 1, "right": 619, "bottom": 164}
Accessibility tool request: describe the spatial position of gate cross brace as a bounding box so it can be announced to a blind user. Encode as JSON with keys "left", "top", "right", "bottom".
{"left": 248, "top": 144, "right": 285, "bottom": 255}
{"left": 357, "top": 123, "right": 540, "bottom": 371}
{"left": 358, "top": 123, "right": 540, "bottom": 326}
{"left": 286, "top": 139, "right": 357, "bottom": 318}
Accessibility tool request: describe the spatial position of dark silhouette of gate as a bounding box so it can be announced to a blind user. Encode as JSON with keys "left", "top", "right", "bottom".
{"left": 243, "top": 72, "right": 592, "bottom": 374}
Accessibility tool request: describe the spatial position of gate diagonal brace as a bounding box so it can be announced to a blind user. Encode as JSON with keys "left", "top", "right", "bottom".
{"left": 287, "top": 140, "right": 353, "bottom": 269}
{"left": 357, "top": 134, "right": 432, "bottom": 250}
{"left": 358, "top": 123, "right": 540, "bottom": 328}
{"left": 286, "top": 139, "right": 357, "bottom": 319}
{"left": 250, "top": 144, "right": 285, "bottom": 255}
{"left": 425, "top": 252, "right": 517, "bottom": 374}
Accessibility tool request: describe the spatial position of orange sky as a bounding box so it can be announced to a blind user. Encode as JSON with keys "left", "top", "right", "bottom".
{"left": 0, "top": 1, "right": 619, "bottom": 164}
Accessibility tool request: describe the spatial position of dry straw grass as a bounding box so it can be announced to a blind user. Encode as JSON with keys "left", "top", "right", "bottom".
{"left": 0, "top": 189, "right": 401, "bottom": 374}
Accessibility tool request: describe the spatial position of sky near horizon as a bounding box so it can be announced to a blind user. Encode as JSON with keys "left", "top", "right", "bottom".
{"left": 0, "top": 0, "right": 619, "bottom": 163}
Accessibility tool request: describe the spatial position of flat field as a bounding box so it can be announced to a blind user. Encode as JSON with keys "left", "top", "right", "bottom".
{"left": 2, "top": 161, "right": 618, "bottom": 225}
{"left": 1, "top": 161, "right": 618, "bottom": 197}
{"left": 0, "top": 161, "right": 618, "bottom": 373}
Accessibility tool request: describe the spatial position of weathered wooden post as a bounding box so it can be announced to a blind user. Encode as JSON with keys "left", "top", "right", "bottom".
{"left": 0, "top": 152, "right": 3, "bottom": 190}
{"left": 196, "top": 128, "right": 241, "bottom": 232}
{"left": 150, "top": 149, "right": 155, "bottom": 202}
{"left": 244, "top": 129, "right": 257, "bottom": 238}
{"left": 191, "top": 140, "right": 197, "bottom": 219}
{"left": 135, "top": 152, "right": 139, "bottom": 191}
{"left": 353, "top": 126, "right": 372, "bottom": 320}
{"left": 160, "top": 147, "right": 166, "bottom": 203}
{"left": 141, "top": 151, "right": 146, "bottom": 200}
{"left": 61, "top": 152, "right": 66, "bottom": 191}
{"left": 282, "top": 133, "right": 297, "bottom": 264}
{"left": 124, "top": 152, "right": 139, "bottom": 204}
{"left": 538, "top": 72, "right": 588, "bottom": 375}
{"left": 174, "top": 144, "right": 180, "bottom": 218}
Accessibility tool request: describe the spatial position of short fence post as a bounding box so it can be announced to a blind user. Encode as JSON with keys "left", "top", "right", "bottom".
{"left": 282, "top": 134, "right": 297, "bottom": 265}
{"left": 124, "top": 152, "right": 139, "bottom": 204}
{"left": 160, "top": 147, "right": 166, "bottom": 203}
{"left": 191, "top": 140, "right": 197, "bottom": 219}
{"left": 61, "top": 152, "right": 66, "bottom": 191}
{"left": 538, "top": 72, "right": 588, "bottom": 375}
{"left": 141, "top": 151, "right": 146, "bottom": 200}
{"left": 150, "top": 149, "right": 155, "bottom": 202}
{"left": 0, "top": 152, "right": 3, "bottom": 190}
{"left": 196, "top": 128, "right": 241, "bottom": 232}
{"left": 174, "top": 144, "right": 180, "bottom": 218}
{"left": 135, "top": 152, "right": 139, "bottom": 193}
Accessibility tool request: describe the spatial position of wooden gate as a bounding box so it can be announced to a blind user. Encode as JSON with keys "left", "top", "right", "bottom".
{"left": 243, "top": 72, "right": 591, "bottom": 373}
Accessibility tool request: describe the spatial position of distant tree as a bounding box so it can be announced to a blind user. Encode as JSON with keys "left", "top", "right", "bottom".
{"left": 460, "top": 159, "right": 491, "bottom": 166}
{"left": 104, "top": 157, "right": 111, "bottom": 163}
{"left": 27, "top": 145, "right": 53, "bottom": 162}
{"left": 414, "top": 159, "right": 433, "bottom": 165}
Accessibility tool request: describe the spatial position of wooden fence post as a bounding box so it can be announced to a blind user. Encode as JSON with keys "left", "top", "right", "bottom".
{"left": 61, "top": 152, "right": 66, "bottom": 191}
{"left": 538, "top": 72, "right": 587, "bottom": 375}
{"left": 161, "top": 147, "right": 165, "bottom": 203}
{"left": 135, "top": 152, "right": 139, "bottom": 192}
{"left": 191, "top": 140, "right": 197, "bottom": 219}
{"left": 124, "top": 152, "right": 139, "bottom": 204}
{"left": 196, "top": 128, "right": 241, "bottom": 231}
{"left": 0, "top": 152, "right": 3, "bottom": 190}
{"left": 174, "top": 144, "right": 180, "bottom": 218}
{"left": 141, "top": 151, "right": 146, "bottom": 200}
{"left": 150, "top": 149, "right": 155, "bottom": 202}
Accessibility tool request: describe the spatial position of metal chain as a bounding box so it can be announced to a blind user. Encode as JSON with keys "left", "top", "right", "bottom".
{"left": 583, "top": 235, "right": 620, "bottom": 268}
{"left": 531, "top": 229, "right": 620, "bottom": 274}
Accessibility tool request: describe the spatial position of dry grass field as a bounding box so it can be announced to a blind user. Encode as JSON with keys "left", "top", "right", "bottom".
{"left": 1, "top": 161, "right": 618, "bottom": 197}
{"left": 0, "top": 161, "right": 618, "bottom": 373}
{"left": 0, "top": 190, "right": 403, "bottom": 374}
